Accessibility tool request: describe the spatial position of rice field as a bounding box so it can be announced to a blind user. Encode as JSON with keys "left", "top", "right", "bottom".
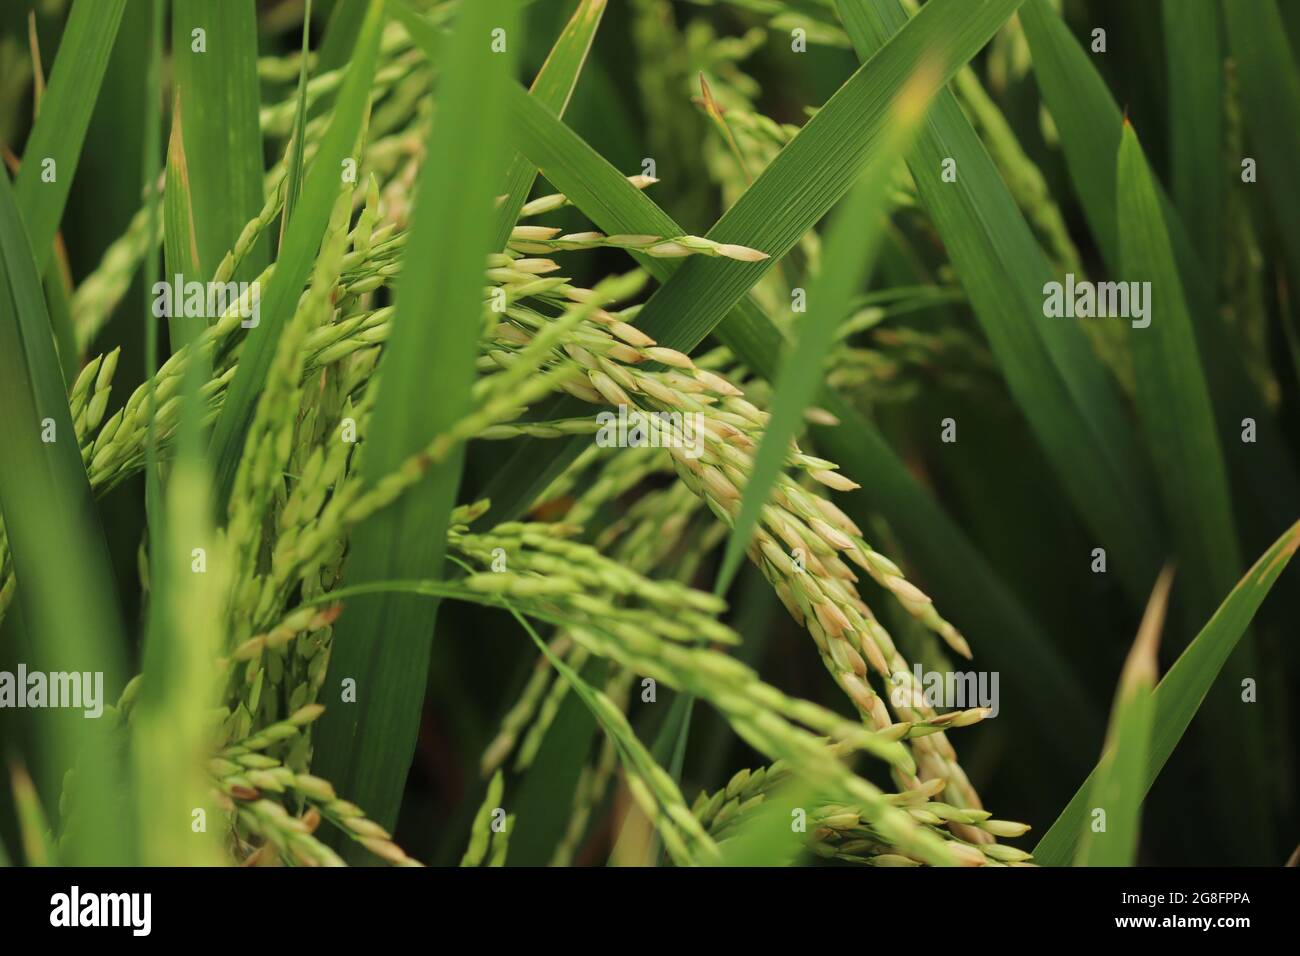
{"left": 0, "top": 0, "right": 1297, "bottom": 870}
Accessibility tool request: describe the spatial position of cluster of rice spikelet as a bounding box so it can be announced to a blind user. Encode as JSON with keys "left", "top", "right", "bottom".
{"left": 0, "top": 5, "right": 1045, "bottom": 868}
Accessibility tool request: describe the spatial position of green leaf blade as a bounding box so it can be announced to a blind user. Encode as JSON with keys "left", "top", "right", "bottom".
{"left": 626, "top": 0, "right": 1028, "bottom": 354}
{"left": 162, "top": 91, "right": 206, "bottom": 351}
{"left": 1021, "top": 0, "right": 1300, "bottom": 597}
{"left": 1162, "top": 0, "right": 1223, "bottom": 276}
{"left": 1074, "top": 568, "right": 1170, "bottom": 867}
{"left": 716, "top": 82, "right": 928, "bottom": 596}
{"left": 15, "top": 0, "right": 128, "bottom": 277}
{"left": 15, "top": 0, "right": 129, "bottom": 382}
{"left": 837, "top": 0, "right": 1161, "bottom": 602}
{"left": 0, "top": 170, "right": 132, "bottom": 865}
{"left": 311, "top": 0, "right": 521, "bottom": 848}
{"left": 491, "top": 0, "right": 607, "bottom": 252}
{"left": 1118, "top": 125, "right": 1241, "bottom": 604}
{"left": 279, "top": 0, "right": 314, "bottom": 244}
{"left": 1223, "top": 0, "right": 1300, "bottom": 294}
{"left": 171, "top": 0, "right": 266, "bottom": 286}
{"left": 1116, "top": 122, "right": 1272, "bottom": 859}
{"left": 209, "top": 0, "right": 387, "bottom": 510}
{"left": 1036, "top": 522, "right": 1300, "bottom": 865}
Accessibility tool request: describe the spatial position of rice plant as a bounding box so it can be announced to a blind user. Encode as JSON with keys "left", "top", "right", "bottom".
{"left": 0, "top": 0, "right": 1297, "bottom": 870}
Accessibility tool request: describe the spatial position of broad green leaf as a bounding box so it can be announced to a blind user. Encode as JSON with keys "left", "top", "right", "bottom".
{"left": 0, "top": 168, "right": 131, "bottom": 865}
{"left": 140, "top": 0, "right": 165, "bottom": 632}
{"left": 311, "top": 0, "right": 520, "bottom": 851}
{"left": 1021, "top": 0, "right": 1300, "bottom": 616}
{"left": 1222, "top": 0, "right": 1300, "bottom": 302}
{"left": 836, "top": 0, "right": 1161, "bottom": 602}
{"left": 316, "top": 0, "right": 373, "bottom": 74}
{"left": 40, "top": 245, "right": 76, "bottom": 386}
{"left": 162, "top": 91, "right": 206, "bottom": 350}
{"left": 1074, "top": 567, "right": 1171, "bottom": 867}
{"left": 618, "top": 0, "right": 1027, "bottom": 353}
{"left": 15, "top": 0, "right": 128, "bottom": 382}
{"left": 209, "top": 0, "right": 386, "bottom": 509}
{"left": 1036, "top": 520, "right": 1300, "bottom": 865}
{"left": 1162, "top": 0, "right": 1223, "bottom": 277}
{"left": 1018, "top": 0, "right": 1122, "bottom": 260}
{"left": 171, "top": 0, "right": 267, "bottom": 288}
{"left": 15, "top": 0, "right": 127, "bottom": 276}
{"left": 388, "top": 0, "right": 443, "bottom": 57}
{"left": 1117, "top": 121, "right": 1271, "bottom": 859}
{"left": 1119, "top": 125, "right": 1243, "bottom": 622}
{"left": 135, "top": 81, "right": 223, "bottom": 867}
{"left": 395, "top": 0, "right": 617, "bottom": 863}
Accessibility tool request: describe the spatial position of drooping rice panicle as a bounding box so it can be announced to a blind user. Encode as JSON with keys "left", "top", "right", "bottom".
{"left": 16, "top": 0, "right": 1266, "bottom": 876}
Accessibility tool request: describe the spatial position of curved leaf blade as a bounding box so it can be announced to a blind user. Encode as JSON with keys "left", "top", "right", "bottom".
{"left": 0, "top": 170, "right": 131, "bottom": 865}
{"left": 1036, "top": 521, "right": 1300, "bottom": 865}
{"left": 1074, "top": 567, "right": 1171, "bottom": 867}
{"left": 1117, "top": 121, "right": 1271, "bottom": 859}
{"left": 16, "top": 0, "right": 128, "bottom": 380}
{"left": 836, "top": 0, "right": 1161, "bottom": 601}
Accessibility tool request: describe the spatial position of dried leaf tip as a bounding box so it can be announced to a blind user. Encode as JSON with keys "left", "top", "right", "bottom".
{"left": 699, "top": 72, "right": 725, "bottom": 121}
{"left": 1123, "top": 563, "right": 1174, "bottom": 694}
